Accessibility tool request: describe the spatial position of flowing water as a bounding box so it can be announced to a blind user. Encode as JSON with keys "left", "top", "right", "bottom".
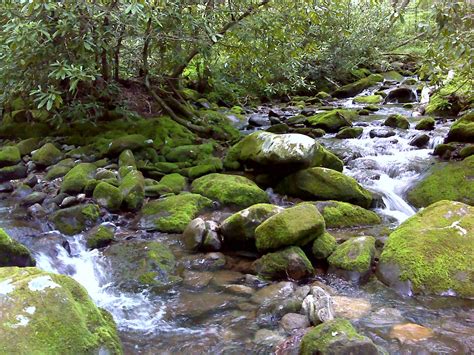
{"left": 2, "top": 82, "right": 473, "bottom": 354}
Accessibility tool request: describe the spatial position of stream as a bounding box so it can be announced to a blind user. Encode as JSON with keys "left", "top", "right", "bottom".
{"left": 2, "top": 81, "right": 473, "bottom": 354}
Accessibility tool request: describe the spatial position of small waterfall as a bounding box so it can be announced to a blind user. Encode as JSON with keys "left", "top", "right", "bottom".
{"left": 421, "top": 86, "right": 431, "bottom": 104}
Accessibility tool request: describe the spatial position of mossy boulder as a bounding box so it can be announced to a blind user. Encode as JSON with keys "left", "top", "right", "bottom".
{"left": 277, "top": 168, "right": 373, "bottom": 208}
{"left": 50, "top": 204, "right": 100, "bottom": 235}
{"left": 224, "top": 131, "right": 343, "bottom": 173}
{"left": 378, "top": 200, "right": 474, "bottom": 297}
{"left": 332, "top": 74, "right": 384, "bottom": 98}
{"left": 0, "top": 267, "right": 122, "bottom": 354}
{"left": 255, "top": 203, "right": 325, "bottom": 252}
{"left": 145, "top": 173, "right": 187, "bottom": 197}
{"left": 85, "top": 224, "right": 115, "bottom": 249}
{"left": 407, "top": 156, "right": 474, "bottom": 207}
{"left": 383, "top": 114, "right": 410, "bottom": 129}
{"left": 0, "top": 146, "right": 21, "bottom": 167}
{"left": 446, "top": 111, "right": 474, "bottom": 143}
{"left": 328, "top": 236, "right": 376, "bottom": 281}
{"left": 353, "top": 95, "right": 383, "bottom": 105}
{"left": 316, "top": 91, "right": 331, "bottom": 99}
{"left": 300, "top": 318, "right": 382, "bottom": 355}
{"left": 45, "top": 159, "right": 75, "bottom": 181}
{"left": 426, "top": 91, "right": 463, "bottom": 116}
{"left": 313, "top": 200, "right": 381, "bottom": 228}
{"left": 0, "top": 228, "right": 35, "bottom": 267}
{"left": 312, "top": 232, "right": 337, "bottom": 260}
{"left": 415, "top": 117, "right": 435, "bottom": 131}
{"left": 61, "top": 163, "right": 97, "bottom": 194}
{"left": 107, "top": 134, "right": 151, "bottom": 156}
{"left": 460, "top": 144, "right": 474, "bottom": 159}
{"left": 105, "top": 240, "right": 181, "bottom": 292}
{"left": 191, "top": 173, "right": 268, "bottom": 208}
{"left": 164, "top": 143, "right": 214, "bottom": 163}
{"left": 118, "top": 149, "right": 136, "bottom": 178}
{"left": 383, "top": 70, "right": 404, "bottom": 82}
{"left": 16, "top": 138, "right": 42, "bottom": 156}
{"left": 118, "top": 170, "right": 145, "bottom": 211}
{"left": 220, "top": 203, "right": 283, "bottom": 250}
{"left": 93, "top": 182, "right": 123, "bottom": 212}
{"left": 139, "top": 193, "right": 213, "bottom": 233}
{"left": 154, "top": 116, "right": 195, "bottom": 148}
{"left": 31, "top": 143, "right": 62, "bottom": 167}
{"left": 335, "top": 127, "right": 363, "bottom": 139}
{"left": 254, "top": 246, "right": 314, "bottom": 281}
{"left": 307, "top": 109, "right": 357, "bottom": 133}
{"left": 0, "top": 164, "right": 27, "bottom": 182}
{"left": 186, "top": 158, "right": 223, "bottom": 179}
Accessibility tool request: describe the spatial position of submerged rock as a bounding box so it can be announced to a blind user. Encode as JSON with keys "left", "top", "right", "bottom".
{"left": 369, "top": 128, "right": 396, "bottom": 138}
{"left": 389, "top": 323, "right": 434, "bottom": 343}
{"left": 0, "top": 267, "right": 122, "bottom": 354}
{"left": 0, "top": 228, "right": 35, "bottom": 267}
{"left": 378, "top": 200, "right": 474, "bottom": 297}
{"left": 254, "top": 246, "right": 314, "bottom": 280}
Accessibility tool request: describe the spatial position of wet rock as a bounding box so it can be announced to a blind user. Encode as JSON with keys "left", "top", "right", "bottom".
{"left": 16, "top": 138, "right": 42, "bottom": 156}
{"left": 460, "top": 144, "right": 474, "bottom": 159}
{"left": 170, "top": 291, "right": 242, "bottom": 318}
{"left": 415, "top": 117, "right": 435, "bottom": 131}
{"left": 365, "top": 308, "right": 405, "bottom": 326}
{"left": 255, "top": 203, "right": 325, "bottom": 252}
{"left": 302, "top": 286, "right": 335, "bottom": 325}
{"left": 118, "top": 169, "right": 145, "bottom": 211}
{"left": 44, "top": 159, "right": 75, "bottom": 181}
{"left": 0, "top": 267, "right": 122, "bottom": 354}
{"left": 220, "top": 203, "right": 283, "bottom": 250}
{"left": 248, "top": 113, "right": 270, "bottom": 127}
{"left": 183, "top": 218, "right": 222, "bottom": 251}
{"left": 353, "top": 95, "right": 383, "bottom": 105}
{"left": 0, "top": 164, "right": 27, "bottom": 182}
{"left": 300, "top": 318, "right": 383, "bottom": 355}
{"left": 332, "top": 74, "right": 384, "bottom": 98}
{"left": 251, "top": 281, "right": 296, "bottom": 305}
{"left": 0, "top": 228, "right": 35, "bottom": 267}
{"left": 105, "top": 240, "right": 181, "bottom": 292}
{"left": 191, "top": 173, "right": 268, "bottom": 208}
{"left": 280, "top": 313, "right": 310, "bottom": 333}
{"left": 369, "top": 128, "right": 396, "bottom": 138}
{"left": 312, "top": 232, "right": 337, "bottom": 260}
{"left": 277, "top": 168, "right": 373, "bottom": 208}
{"left": 140, "top": 193, "right": 212, "bottom": 233}
{"left": 383, "top": 70, "right": 404, "bottom": 82}
{"left": 446, "top": 111, "right": 474, "bottom": 143}
{"left": 93, "top": 182, "right": 123, "bottom": 212}
{"left": 378, "top": 200, "right": 474, "bottom": 297}
{"left": 24, "top": 174, "right": 38, "bottom": 188}
{"left": 266, "top": 123, "right": 289, "bottom": 134}
{"left": 60, "top": 196, "right": 78, "bottom": 208}
{"left": 180, "top": 252, "right": 226, "bottom": 271}
{"left": 307, "top": 109, "right": 357, "bottom": 133}
{"left": 409, "top": 134, "right": 430, "bottom": 148}
{"left": 383, "top": 114, "right": 410, "bottom": 129}
{"left": 182, "top": 270, "right": 213, "bottom": 289}
{"left": 27, "top": 203, "right": 46, "bottom": 217}
{"left": 332, "top": 296, "right": 371, "bottom": 320}
{"left": 291, "top": 127, "right": 326, "bottom": 138}
{"left": 31, "top": 143, "right": 62, "bottom": 167}
{"left": 225, "top": 284, "right": 255, "bottom": 296}
{"left": 20, "top": 192, "right": 47, "bottom": 207}
{"left": 49, "top": 204, "right": 100, "bottom": 235}
{"left": 254, "top": 246, "right": 314, "bottom": 280}
{"left": 211, "top": 270, "right": 245, "bottom": 288}
{"left": 254, "top": 329, "right": 285, "bottom": 347}
{"left": 0, "top": 182, "right": 14, "bottom": 192}
{"left": 11, "top": 184, "right": 33, "bottom": 199}
{"left": 61, "top": 163, "right": 96, "bottom": 194}
{"left": 336, "top": 127, "right": 363, "bottom": 139}
{"left": 0, "top": 146, "right": 21, "bottom": 167}
{"left": 389, "top": 323, "right": 434, "bottom": 343}
{"left": 85, "top": 224, "right": 115, "bottom": 249}
{"left": 385, "top": 87, "right": 417, "bottom": 103}
{"left": 328, "top": 236, "right": 376, "bottom": 282}
{"left": 433, "top": 143, "right": 456, "bottom": 159}
{"left": 313, "top": 200, "right": 381, "bottom": 228}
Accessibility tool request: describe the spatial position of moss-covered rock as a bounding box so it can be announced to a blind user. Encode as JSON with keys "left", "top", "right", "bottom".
{"left": 0, "top": 228, "right": 35, "bottom": 267}
{"left": 118, "top": 170, "right": 145, "bottom": 211}
{"left": 307, "top": 109, "right": 357, "bottom": 133}
{"left": 224, "top": 131, "right": 343, "bottom": 173}
{"left": 93, "top": 182, "right": 123, "bottom": 212}
{"left": 105, "top": 240, "right": 181, "bottom": 292}
{"left": 0, "top": 164, "right": 27, "bottom": 182}
{"left": 85, "top": 224, "right": 115, "bottom": 249}
{"left": 353, "top": 95, "right": 383, "bottom": 105}
{"left": 300, "top": 318, "right": 382, "bottom": 355}
{"left": 335, "top": 127, "right": 363, "bottom": 139}
{"left": 139, "top": 193, "right": 213, "bottom": 233}
{"left": 191, "top": 173, "right": 268, "bottom": 208}
{"left": 316, "top": 91, "right": 331, "bottom": 99}
{"left": 446, "top": 111, "right": 474, "bottom": 143}
{"left": 31, "top": 143, "right": 62, "bottom": 167}
{"left": 45, "top": 159, "right": 75, "bottom": 181}
{"left": 313, "top": 200, "right": 381, "bottom": 228}
{"left": 254, "top": 246, "right": 314, "bottom": 281}
{"left": 277, "top": 168, "right": 373, "bottom": 208}
{"left": 255, "top": 203, "right": 325, "bottom": 252}
{"left": 415, "top": 117, "right": 435, "bottom": 131}
{"left": 16, "top": 138, "right": 42, "bottom": 156}
{"left": 0, "top": 267, "right": 122, "bottom": 354}
{"left": 186, "top": 158, "right": 223, "bottom": 179}
{"left": 407, "top": 156, "right": 474, "bottom": 207}
{"left": 384, "top": 114, "right": 410, "bottom": 129}
{"left": 144, "top": 173, "right": 187, "bottom": 197}
{"left": 164, "top": 143, "right": 214, "bottom": 163}
{"left": 383, "top": 70, "right": 404, "bottom": 82}
{"left": 312, "top": 232, "right": 337, "bottom": 260}
{"left": 0, "top": 146, "right": 21, "bottom": 167}
{"left": 61, "top": 163, "right": 97, "bottom": 194}
{"left": 118, "top": 149, "right": 136, "bottom": 178}
{"left": 107, "top": 134, "right": 151, "bottom": 156}
{"left": 328, "top": 236, "right": 376, "bottom": 279}
{"left": 154, "top": 116, "right": 196, "bottom": 148}
{"left": 378, "top": 200, "right": 474, "bottom": 297}
{"left": 332, "top": 74, "right": 384, "bottom": 98}
{"left": 50, "top": 204, "right": 100, "bottom": 235}
{"left": 220, "top": 203, "right": 283, "bottom": 250}
{"left": 460, "top": 144, "right": 474, "bottom": 159}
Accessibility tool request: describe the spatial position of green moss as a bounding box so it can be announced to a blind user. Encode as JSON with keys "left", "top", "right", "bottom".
{"left": 158, "top": 173, "right": 187, "bottom": 193}
{"left": 86, "top": 225, "right": 115, "bottom": 249}
{"left": 310, "top": 144, "right": 344, "bottom": 172}
{"left": 0, "top": 267, "right": 122, "bottom": 354}
{"left": 332, "top": 74, "right": 384, "bottom": 98}
{"left": 353, "top": 95, "right": 383, "bottom": 104}
{"left": 139, "top": 193, "right": 213, "bottom": 233}
{"left": 16, "top": 138, "right": 42, "bottom": 156}
{"left": 186, "top": 158, "right": 223, "bottom": 179}
{"left": 314, "top": 200, "right": 381, "bottom": 228}
{"left": 328, "top": 236, "right": 376, "bottom": 273}
{"left": 154, "top": 116, "right": 196, "bottom": 148}
{"left": 277, "top": 167, "right": 373, "bottom": 208}
{"left": 0, "top": 146, "right": 21, "bottom": 167}
{"left": 384, "top": 114, "right": 410, "bottom": 129}
{"left": 335, "top": 127, "right": 363, "bottom": 139}
{"left": 415, "top": 117, "right": 435, "bottom": 131}
{"left": 93, "top": 182, "right": 123, "bottom": 212}
{"left": 383, "top": 70, "right": 404, "bottom": 82}
{"left": 44, "top": 159, "right": 75, "bottom": 181}
{"left": 407, "top": 156, "right": 474, "bottom": 207}
{"left": 460, "top": 144, "right": 474, "bottom": 159}
{"left": 107, "top": 134, "right": 151, "bottom": 156}
{"left": 191, "top": 173, "right": 268, "bottom": 208}
{"left": 181, "top": 88, "right": 201, "bottom": 101}
{"left": 61, "top": 163, "right": 97, "bottom": 194}
{"left": 164, "top": 143, "right": 214, "bottom": 163}
{"left": 31, "top": 143, "right": 62, "bottom": 167}
{"left": 379, "top": 200, "right": 474, "bottom": 297}
{"left": 0, "top": 228, "right": 35, "bottom": 267}
{"left": 254, "top": 246, "right": 314, "bottom": 280}
{"left": 446, "top": 111, "right": 474, "bottom": 143}
{"left": 316, "top": 91, "right": 332, "bottom": 99}
{"left": 118, "top": 149, "right": 136, "bottom": 170}
{"left": 0, "top": 164, "right": 27, "bottom": 182}
{"left": 255, "top": 203, "right": 325, "bottom": 252}
{"left": 350, "top": 68, "right": 371, "bottom": 79}
{"left": 312, "top": 232, "right": 337, "bottom": 260}
{"left": 307, "top": 109, "right": 358, "bottom": 133}
{"left": 50, "top": 204, "right": 100, "bottom": 235}
{"left": 119, "top": 170, "right": 145, "bottom": 211}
